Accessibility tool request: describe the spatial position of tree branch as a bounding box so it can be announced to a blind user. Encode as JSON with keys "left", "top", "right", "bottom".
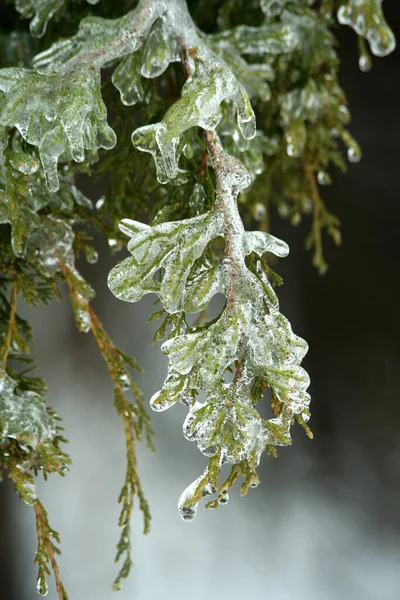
{"left": 1, "top": 279, "right": 17, "bottom": 372}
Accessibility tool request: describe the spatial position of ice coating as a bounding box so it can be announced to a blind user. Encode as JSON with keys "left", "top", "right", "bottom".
{"left": 1, "top": 0, "right": 390, "bottom": 194}
{"left": 0, "top": 0, "right": 259, "bottom": 190}
{"left": 15, "top": 0, "right": 65, "bottom": 38}
{"left": 27, "top": 216, "right": 75, "bottom": 277}
{"left": 109, "top": 132, "right": 311, "bottom": 519}
{"left": 15, "top": 0, "right": 100, "bottom": 38}
{"left": 182, "top": 384, "right": 267, "bottom": 463}
{"left": 337, "top": 0, "right": 396, "bottom": 57}
{"left": 0, "top": 66, "right": 116, "bottom": 191}
{"left": 0, "top": 373, "right": 57, "bottom": 449}
{"left": 130, "top": 0, "right": 257, "bottom": 183}
{"left": 178, "top": 468, "right": 217, "bottom": 521}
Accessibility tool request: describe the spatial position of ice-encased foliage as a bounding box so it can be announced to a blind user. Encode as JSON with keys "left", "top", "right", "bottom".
{"left": 15, "top": 0, "right": 100, "bottom": 38}
{"left": 0, "top": 65, "right": 116, "bottom": 191}
{"left": 105, "top": 0, "right": 394, "bottom": 519}
{"left": 109, "top": 133, "right": 310, "bottom": 519}
{"left": 1, "top": 0, "right": 394, "bottom": 195}
{"left": 0, "top": 0, "right": 396, "bottom": 594}
{"left": 0, "top": 132, "right": 91, "bottom": 254}
{"left": 338, "top": 0, "right": 396, "bottom": 57}
{"left": 0, "top": 372, "right": 57, "bottom": 449}
{"left": 0, "top": 0, "right": 258, "bottom": 191}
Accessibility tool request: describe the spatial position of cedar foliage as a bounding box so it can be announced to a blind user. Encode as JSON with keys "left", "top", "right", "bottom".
{"left": 0, "top": 0, "right": 395, "bottom": 596}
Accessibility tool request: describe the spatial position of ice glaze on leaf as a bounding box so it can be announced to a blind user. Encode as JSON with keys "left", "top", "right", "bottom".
{"left": 0, "top": 66, "right": 116, "bottom": 191}
{"left": 0, "top": 373, "right": 57, "bottom": 449}
{"left": 109, "top": 134, "right": 310, "bottom": 518}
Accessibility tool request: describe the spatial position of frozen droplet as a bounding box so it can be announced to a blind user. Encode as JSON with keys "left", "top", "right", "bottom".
{"left": 96, "top": 197, "right": 105, "bottom": 210}
{"left": 252, "top": 202, "right": 266, "bottom": 221}
{"left": 36, "top": 574, "right": 48, "bottom": 596}
{"left": 75, "top": 305, "right": 92, "bottom": 333}
{"left": 302, "top": 197, "right": 313, "bottom": 213}
{"left": 108, "top": 238, "right": 118, "bottom": 249}
{"left": 9, "top": 152, "right": 40, "bottom": 175}
{"left": 245, "top": 230, "right": 289, "bottom": 258}
{"left": 278, "top": 203, "right": 290, "bottom": 217}
{"left": 86, "top": 249, "right": 98, "bottom": 264}
{"left": 150, "top": 390, "right": 173, "bottom": 412}
{"left": 285, "top": 119, "right": 306, "bottom": 158}
{"left": 338, "top": 0, "right": 396, "bottom": 58}
{"left": 183, "top": 143, "right": 194, "bottom": 159}
{"left": 291, "top": 213, "right": 301, "bottom": 226}
{"left": 118, "top": 373, "right": 130, "bottom": 391}
{"left": 178, "top": 469, "right": 214, "bottom": 521}
{"left": 218, "top": 493, "right": 229, "bottom": 505}
{"left": 347, "top": 146, "right": 361, "bottom": 163}
{"left": 317, "top": 171, "right": 331, "bottom": 186}
{"left": 359, "top": 53, "right": 372, "bottom": 72}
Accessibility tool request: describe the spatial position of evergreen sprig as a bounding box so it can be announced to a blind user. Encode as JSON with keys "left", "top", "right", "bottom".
{"left": 0, "top": 0, "right": 395, "bottom": 594}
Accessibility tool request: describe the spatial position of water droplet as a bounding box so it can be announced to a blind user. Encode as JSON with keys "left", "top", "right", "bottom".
{"left": 347, "top": 146, "right": 361, "bottom": 163}
{"left": 252, "top": 202, "right": 266, "bottom": 221}
{"left": 278, "top": 203, "right": 290, "bottom": 217}
{"left": 302, "top": 197, "right": 313, "bottom": 213}
{"left": 86, "top": 249, "right": 98, "bottom": 264}
{"left": 291, "top": 213, "right": 301, "bottom": 226}
{"left": 36, "top": 574, "right": 48, "bottom": 596}
{"left": 118, "top": 373, "right": 130, "bottom": 391}
{"left": 359, "top": 54, "right": 372, "bottom": 72}
{"left": 317, "top": 171, "right": 331, "bottom": 186}
{"left": 338, "top": 1, "right": 396, "bottom": 58}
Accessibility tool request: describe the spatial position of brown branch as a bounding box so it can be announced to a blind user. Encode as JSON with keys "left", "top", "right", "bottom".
{"left": 1, "top": 279, "right": 17, "bottom": 372}
{"left": 205, "top": 130, "right": 244, "bottom": 311}
{"left": 76, "top": 0, "right": 153, "bottom": 65}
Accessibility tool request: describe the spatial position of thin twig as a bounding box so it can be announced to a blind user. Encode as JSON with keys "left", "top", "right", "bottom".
{"left": 1, "top": 279, "right": 17, "bottom": 372}
{"left": 306, "top": 166, "right": 324, "bottom": 270}
{"left": 205, "top": 130, "right": 243, "bottom": 310}
{"left": 34, "top": 502, "right": 65, "bottom": 600}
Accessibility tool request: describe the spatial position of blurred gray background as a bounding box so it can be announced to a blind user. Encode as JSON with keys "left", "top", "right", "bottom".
{"left": 1, "top": 6, "right": 400, "bottom": 600}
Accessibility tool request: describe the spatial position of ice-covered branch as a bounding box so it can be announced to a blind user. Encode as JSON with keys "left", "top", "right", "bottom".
{"left": 109, "top": 130, "right": 311, "bottom": 519}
